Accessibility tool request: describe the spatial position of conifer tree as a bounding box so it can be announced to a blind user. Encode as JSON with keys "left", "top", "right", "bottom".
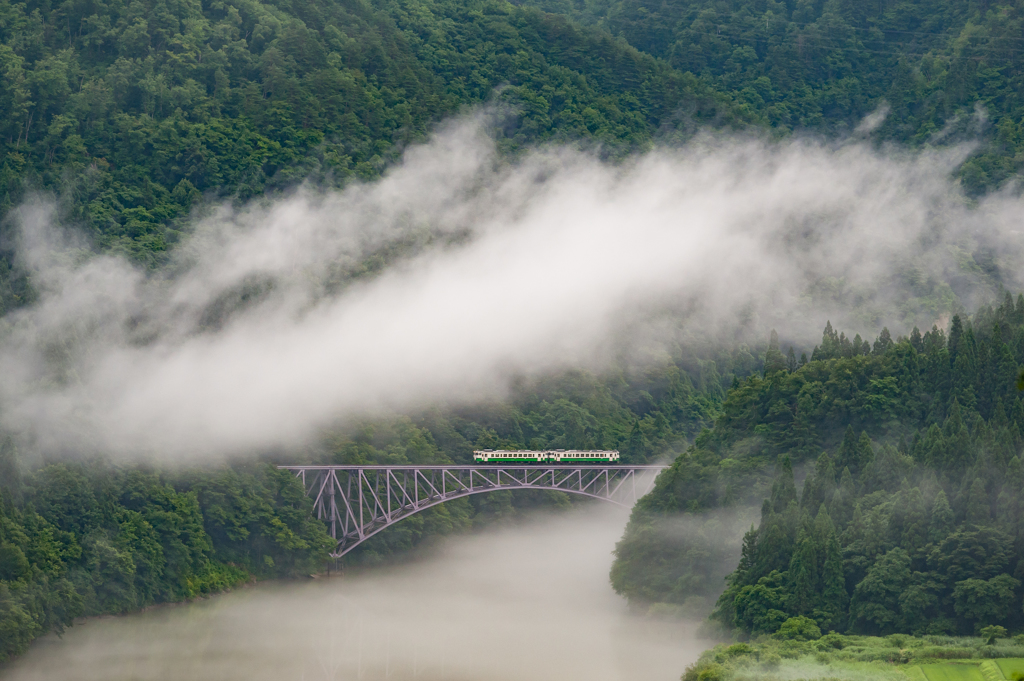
{"left": 736, "top": 525, "right": 758, "bottom": 577}
{"left": 910, "top": 326, "right": 924, "bottom": 353}
{"left": 801, "top": 452, "right": 836, "bottom": 511}
{"left": 836, "top": 426, "right": 859, "bottom": 473}
{"left": 839, "top": 332, "right": 853, "bottom": 358}
{"left": 949, "top": 315, "right": 964, "bottom": 365}
{"left": 768, "top": 456, "right": 798, "bottom": 514}
{"left": 963, "top": 478, "right": 990, "bottom": 525}
{"left": 951, "top": 350, "right": 979, "bottom": 412}
{"left": 900, "top": 487, "right": 929, "bottom": 556}
{"left": 852, "top": 334, "right": 866, "bottom": 356}
{"left": 995, "top": 489, "right": 1019, "bottom": 536}
{"left": 855, "top": 432, "right": 875, "bottom": 475}
{"left": 788, "top": 526, "right": 819, "bottom": 615}
{"left": 817, "top": 511, "right": 848, "bottom": 631}
{"left": 873, "top": 327, "right": 893, "bottom": 355}
{"left": 625, "top": 419, "right": 646, "bottom": 461}
{"left": 751, "top": 516, "right": 795, "bottom": 579}
{"left": 764, "top": 330, "right": 787, "bottom": 375}
{"left": 813, "top": 321, "right": 840, "bottom": 360}
{"left": 829, "top": 467, "right": 856, "bottom": 528}
{"left": 929, "top": 490, "right": 955, "bottom": 543}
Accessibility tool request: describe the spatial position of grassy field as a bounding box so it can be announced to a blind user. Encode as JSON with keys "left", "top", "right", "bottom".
{"left": 917, "top": 664, "right": 988, "bottom": 681}
{"left": 995, "top": 659, "right": 1024, "bottom": 680}
{"left": 682, "top": 633, "right": 1024, "bottom": 681}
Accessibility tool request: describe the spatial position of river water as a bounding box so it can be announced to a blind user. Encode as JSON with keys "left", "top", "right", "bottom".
{"left": 1, "top": 505, "right": 713, "bottom": 681}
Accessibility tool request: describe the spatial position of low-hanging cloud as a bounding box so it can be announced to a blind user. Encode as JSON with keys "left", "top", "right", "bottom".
{"left": 2, "top": 114, "right": 1022, "bottom": 461}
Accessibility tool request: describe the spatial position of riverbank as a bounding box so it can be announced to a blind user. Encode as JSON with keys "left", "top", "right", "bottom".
{"left": 683, "top": 632, "right": 1024, "bottom": 681}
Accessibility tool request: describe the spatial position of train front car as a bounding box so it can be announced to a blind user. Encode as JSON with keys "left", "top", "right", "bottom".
{"left": 472, "top": 449, "right": 620, "bottom": 463}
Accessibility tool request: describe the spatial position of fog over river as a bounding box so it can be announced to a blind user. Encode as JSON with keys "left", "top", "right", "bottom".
{"left": 0, "top": 505, "right": 712, "bottom": 681}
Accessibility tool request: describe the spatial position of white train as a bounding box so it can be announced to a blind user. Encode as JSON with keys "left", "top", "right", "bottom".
{"left": 472, "top": 449, "right": 620, "bottom": 463}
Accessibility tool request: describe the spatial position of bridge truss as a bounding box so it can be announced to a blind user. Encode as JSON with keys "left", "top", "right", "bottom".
{"left": 280, "top": 465, "right": 666, "bottom": 558}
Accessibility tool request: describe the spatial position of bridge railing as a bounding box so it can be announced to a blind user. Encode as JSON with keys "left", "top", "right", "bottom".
{"left": 280, "top": 465, "right": 666, "bottom": 558}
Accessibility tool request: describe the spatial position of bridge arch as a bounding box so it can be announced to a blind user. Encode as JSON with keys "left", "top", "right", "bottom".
{"left": 280, "top": 465, "right": 666, "bottom": 558}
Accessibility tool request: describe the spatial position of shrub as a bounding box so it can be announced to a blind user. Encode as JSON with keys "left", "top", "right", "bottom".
{"left": 889, "top": 634, "right": 910, "bottom": 648}
{"left": 779, "top": 643, "right": 804, "bottom": 659}
{"left": 716, "top": 643, "right": 752, "bottom": 661}
{"left": 814, "top": 633, "right": 846, "bottom": 650}
{"left": 775, "top": 616, "right": 822, "bottom": 641}
{"left": 696, "top": 664, "right": 725, "bottom": 681}
{"left": 682, "top": 660, "right": 725, "bottom": 681}
{"left": 760, "top": 651, "right": 782, "bottom": 670}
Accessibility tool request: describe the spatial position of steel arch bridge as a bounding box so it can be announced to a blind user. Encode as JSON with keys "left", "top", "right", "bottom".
{"left": 280, "top": 465, "right": 666, "bottom": 558}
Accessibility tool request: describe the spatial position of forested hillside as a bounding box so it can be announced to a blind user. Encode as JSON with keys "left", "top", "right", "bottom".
{"left": 524, "top": 0, "right": 1024, "bottom": 193}
{"left": 612, "top": 293, "right": 1024, "bottom": 636}
{"left": 0, "top": 0, "right": 749, "bottom": 273}
{"left": 0, "top": 462, "right": 332, "bottom": 661}
{"left": 7, "top": 0, "right": 1023, "bottom": 276}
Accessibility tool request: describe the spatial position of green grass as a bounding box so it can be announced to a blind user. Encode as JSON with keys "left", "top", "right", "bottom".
{"left": 684, "top": 635, "right": 1024, "bottom": 681}
{"left": 995, "top": 659, "right": 1024, "bottom": 680}
{"left": 918, "top": 664, "right": 987, "bottom": 681}
{"left": 981, "top": 661, "right": 1006, "bottom": 681}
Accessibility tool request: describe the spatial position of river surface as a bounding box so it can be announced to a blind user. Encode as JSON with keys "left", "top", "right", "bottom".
{"left": 1, "top": 506, "right": 713, "bottom": 681}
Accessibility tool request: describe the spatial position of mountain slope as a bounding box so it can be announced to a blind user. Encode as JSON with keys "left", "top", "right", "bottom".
{"left": 612, "top": 296, "right": 1024, "bottom": 637}
{"left": 522, "top": 0, "right": 1024, "bottom": 193}
{"left": 0, "top": 0, "right": 751, "bottom": 268}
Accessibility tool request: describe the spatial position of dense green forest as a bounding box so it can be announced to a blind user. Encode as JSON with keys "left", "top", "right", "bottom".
{"left": 0, "top": 0, "right": 747, "bottom": 274}
{"left": 0, "top": 461, "right": 333, "bottom": 660}
{"left": 3, "top": 0, "right": 1024, "bottom": 277}
{"left": 612, "top": 293, "right": 1024, "bottom": 637}
{"left": 525, "top": 0, "right": 1024, "bottom": 193}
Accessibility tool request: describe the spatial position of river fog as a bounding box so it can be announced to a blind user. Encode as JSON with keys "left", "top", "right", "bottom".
{"left": 0, "top": 505, "right": 713, "bottom": 681}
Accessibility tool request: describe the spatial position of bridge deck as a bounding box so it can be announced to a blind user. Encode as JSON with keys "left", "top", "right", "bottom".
{"left": 280, "top": 464, "right": 667, "bottom": 469}
{"left": 281, "top": 463, "right": 667, "bottom": 558}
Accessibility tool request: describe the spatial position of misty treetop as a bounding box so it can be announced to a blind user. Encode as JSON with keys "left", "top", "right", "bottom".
{"left": 612, "top": 292, "right": 1024, "bottom": 637}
